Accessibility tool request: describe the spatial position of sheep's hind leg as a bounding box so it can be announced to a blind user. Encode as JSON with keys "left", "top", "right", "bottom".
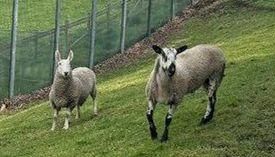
{"left": 63, "top": 107, "right": 72, "bottom": 130}
{"left": 91, "top": 92, "right": 98, "bottom": 116}
{"left": 75, "top": 105, "right": 80, "bottom": 119}
{"left": 160, "top": 104, "right": 177, "bottom": 142}
{"left": 93, "top": 99, "right": 98, "bottom": 116}
{"left": 146, "top": 100, "right": 158, "bottom": 140}
{"left": 200, "top": 78, "right": 217, "bottom": 125}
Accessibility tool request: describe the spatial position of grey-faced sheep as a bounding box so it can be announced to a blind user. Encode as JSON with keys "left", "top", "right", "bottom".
{"left": 146, "top": 44, "right": 226, "bottom": 142}
{"left": 49, "top": 50, "right": 97, "bottom": 130}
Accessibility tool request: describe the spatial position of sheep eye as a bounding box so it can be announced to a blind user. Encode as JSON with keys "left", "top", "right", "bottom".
{"left": 58, "top": 63, "right": 62, "bottom": 65}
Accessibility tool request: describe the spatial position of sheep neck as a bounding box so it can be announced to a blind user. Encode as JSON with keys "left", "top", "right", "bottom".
{"left": 53, "top": 73, "right": 74, "bottom": 96}
{"left": 154, "top": 58, "right": 172, "bottom": 97}
{"left": 156, "top": 67, "right": 171, "bottom": 92}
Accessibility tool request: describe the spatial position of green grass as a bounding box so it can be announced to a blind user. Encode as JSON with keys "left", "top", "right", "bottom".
{"left": 1, "top": 0, "right": 275, "bottom": 156}
{"left": 0, "top": 0, "right": 117, "bottom": 31}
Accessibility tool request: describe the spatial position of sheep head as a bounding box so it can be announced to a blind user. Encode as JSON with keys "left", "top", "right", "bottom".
{"left": 55, "top": 50, "right": 74, "bottom": 78}
{"left": 152, "top": 45, "right": 187, "bottom": 77}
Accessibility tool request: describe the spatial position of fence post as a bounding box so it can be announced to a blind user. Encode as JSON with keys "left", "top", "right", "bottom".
{"left": 89, "top": 0, "right": 97, "bottom": 68}
{"left": 146, "top": 0, "right": 152, "bottom": 36}
{"left": 9, "top": 0, "right": 19, "bottom": 98}
{"left": 65, "top": 19, "right": 70, "bottom": 53}
{"left": 170, "top": 0, "right": 175, "bottom": 19}
{"left": 120, "top": 0, "right": 127, "bottom": 53}
{"left": 52, "top": 0, "right": 61, "bottom": 81}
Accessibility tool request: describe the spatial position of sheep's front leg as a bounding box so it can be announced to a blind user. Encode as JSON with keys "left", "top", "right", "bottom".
{"left": 160, "top": 104, "right": 177, "bottom": 142}
{"left": 146, "top": 100, "right": 158, "bottom": 140}
{"left": 63, "top": 107, "right": 72, "bottom": 130}
{"left": 51, "top": 107, "right": 60, "bottom": 131}
{"left": 76, "top": 105, "right": 80, "bottom": 119}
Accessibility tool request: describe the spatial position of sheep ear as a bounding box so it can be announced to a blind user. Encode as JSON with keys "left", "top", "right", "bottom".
{"left": 67, "top": 50, "right": 74, "bottom": 62}
{"left": 152, "top": 45, "right": 163, "bottom": 54}
{"left": 55, "top": 50, "right": 61, "bottom": 62}
{"left": 176, "top": 45, "right": 188, "bottom": 55}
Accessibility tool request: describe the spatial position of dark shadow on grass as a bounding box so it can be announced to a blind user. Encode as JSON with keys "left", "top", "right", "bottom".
{"left": 69, "top": 112, "right": 100, "bottom": 127}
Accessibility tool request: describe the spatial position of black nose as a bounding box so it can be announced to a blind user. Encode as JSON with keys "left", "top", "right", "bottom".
{"left": 168, "top": 63, "right": 175, "bottom": 77}
{"left": 64, "top": 72, "right": 68, "bottom": 76}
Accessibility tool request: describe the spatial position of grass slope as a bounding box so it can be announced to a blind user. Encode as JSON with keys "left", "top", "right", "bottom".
{"left": 1, "top": 0, "right": 275, "bottom": 156}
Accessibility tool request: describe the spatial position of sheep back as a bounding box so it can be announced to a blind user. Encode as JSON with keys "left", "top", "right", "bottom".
{"left": 171, "top": 44, "right": 225, "bottom": 98}
{"left": 72, "top": 67, "right": 96, "bottom": 106}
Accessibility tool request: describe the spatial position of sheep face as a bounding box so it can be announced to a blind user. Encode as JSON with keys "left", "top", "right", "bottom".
{"left": 152, "top": 45, "right": 187, "bottom": 77}
{"left": 55, "top": 50, "right": 74, "bottom": 78}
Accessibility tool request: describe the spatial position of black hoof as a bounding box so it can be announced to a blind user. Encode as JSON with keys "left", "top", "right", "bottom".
{"left": 199, "top": 116, "right": 212, "bottom": 125}
{"left": 151, "top": 134, "right": 158, "bottom": 140}
{"left": 150, "top": 128, "right": 158, "bottom": 140}
{"left": 160, "top": 135, "right": 168, "bottom": 143}
{"left": 151, "top": 132, "right": 158, "bottom": 140}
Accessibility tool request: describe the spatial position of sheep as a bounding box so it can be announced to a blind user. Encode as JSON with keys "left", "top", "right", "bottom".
{"left": 145, "top": 44, "right": 226, "bottom": 142}
{"left": 49, "top": 50, "right": 97, "bottom": 131}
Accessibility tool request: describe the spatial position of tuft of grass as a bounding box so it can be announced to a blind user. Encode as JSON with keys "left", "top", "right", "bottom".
{"left": 1, "top": 0, "right": 275, "bottom": 156}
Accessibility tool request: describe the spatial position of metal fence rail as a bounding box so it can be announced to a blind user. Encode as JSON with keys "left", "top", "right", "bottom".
{"left": 0, "top": 0, "right": 191, "bottom": 100}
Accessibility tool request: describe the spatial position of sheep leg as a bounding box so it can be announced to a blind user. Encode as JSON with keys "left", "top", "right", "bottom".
{"left": 200, "top": 79, "right": 217, "bottom": 125}
{"left": 63, "top": 107, "right": 72, "bottom": 130}
{"left": 93, "top": 98, "right": 98, "bottom": 116}
{"left": 160, "top": 104, "right": 177, "bottom": 142}
{"left": 75, "top": 105, "right": 80, "bottom": 119}
{"left": 51, "top": 107, "right": 60, "bottom": 131}
{"left": 91, "top": 89, "right": 98, "bottom": 116}
{"left": 146, "top": 100, "right": 158, "bottom": 140}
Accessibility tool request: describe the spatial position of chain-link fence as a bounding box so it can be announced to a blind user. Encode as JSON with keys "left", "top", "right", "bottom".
{"left": 0, "top": 0, "right": 191, "bottom": 101}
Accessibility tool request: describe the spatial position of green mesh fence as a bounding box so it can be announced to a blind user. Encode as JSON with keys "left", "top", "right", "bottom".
{"left": 0, "top": 0, "right": 191, "bottom": 100}
{"left": 59, "top": 0, "right": 93, "bottom": 67}
{"left": 0, "top": 0, "right": 13, "bottom": 100}
{"left": 0, "top": 48, "right": 10, "bottom": 100}
{"left": 125, "top": 0, "right": 148, "bottom": 48}
{"left": 68, "top": 21, "right": 91, "bottom": 68}
{"left": 14, "top": 34, "right": 54, "bottom": 95}
{"left": 175, "top": 0, "right": 191, "bottom": 14}
{"left": 151, "top": 0, "right": 171, "bottom": 31}
{"left": 94, "top": 1, "right": 121, "bottom": 64}
{"left": 14, "top": 0, "right": 55, "bottom": 95}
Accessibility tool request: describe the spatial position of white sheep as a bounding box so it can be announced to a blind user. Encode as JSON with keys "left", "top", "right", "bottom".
{"left": 49, "top": 50, "right": 97, "bottom": 130}
{"left": 146, "top": 44, "right": 226, "bottom": 142}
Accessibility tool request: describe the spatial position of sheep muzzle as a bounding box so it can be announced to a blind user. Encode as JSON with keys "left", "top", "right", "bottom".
{"left": 167, "top": 63, "right": 175, "bottom": 77}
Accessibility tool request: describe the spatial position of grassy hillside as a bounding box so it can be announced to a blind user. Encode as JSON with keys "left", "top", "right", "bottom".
{"left": 1, "top": 0, "right": 275, "bottom": 156}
